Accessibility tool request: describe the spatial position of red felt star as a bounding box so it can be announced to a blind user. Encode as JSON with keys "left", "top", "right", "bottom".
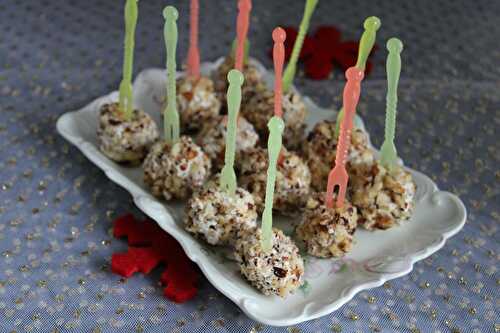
{"left": 113, "top": 213, "right": 157, "bottom": 246}
{"left": 112, "top": 247, "right": 162, "bottom": 277}
{"left": 269, "top": 25, "right": 376, "bottom": 80}
{"left": 111, "top": 214, "right": 199, "bottom": 303}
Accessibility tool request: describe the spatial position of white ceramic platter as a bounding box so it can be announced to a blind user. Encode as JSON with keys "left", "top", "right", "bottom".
{"left": 57, "top": 59, "right": 466, "bottom": 327}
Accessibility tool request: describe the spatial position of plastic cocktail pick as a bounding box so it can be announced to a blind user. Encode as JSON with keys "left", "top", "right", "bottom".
{"left": 326, "top": 67, "right": 364, "bottom": 208}
{"left": 355, "top": 16, "right": 381, "bottom": 71}
{"left": 380, "top": 38, "right": 403, "bottom": 170}
{"left": 235, "top": 0, "right": 252, "bottom": 71}
{"left": 118, "top": 0, "right": 138, "bottom": 120}
{"left": 282, "top": 0, "right": 319, "bottom": 93}
{"left": 335, "top": 16, "right": 381, "bottom": 136}
{"left": 163, "top": 6, "right": 180, "bottom": 145}
{"left": 261, "top": 116, "right": 285, "bottom": 251}
{"left": 261, "top": 28, "right": 286, "bottom": 252}
{"left": 273, "top": 27, "right": 286, "bottom": 117}
{"left": 220, "top": 69, "right": 244, "bottom": 196}
{"left": 186, "top": 0, "right": 200, "bottom": 79}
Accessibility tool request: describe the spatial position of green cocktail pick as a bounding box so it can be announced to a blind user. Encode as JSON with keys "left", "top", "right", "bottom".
{"left": 282, "top": 0, "right": 319, "bottom": 93}
{"left": 220, "top": 69, "right": 244, "bottom": 196}
{"left": 335, "top": 16, "right": 381, "bottom": 136}
{"left": 355, "top": 16, "right": 381, "bottom": 71}
{"left": 380, "top": 38, "right": 403, "bottom": 170}
{"left": 163, "top": 6, "right": 180, "bottom": 145}
{"left": 261, "top": 116, "right": 285, "bottom": 252}
{"left": 118, "top": 0, "right": 138, "bottom": 120}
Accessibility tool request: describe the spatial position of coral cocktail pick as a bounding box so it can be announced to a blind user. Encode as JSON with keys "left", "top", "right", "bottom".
{"left": 118, "top": 0, "right": 138, "bottom": 120}
{"left": 220, "top": 69, "right": 244, "bottom": 196}
{"left": 261, "top": 27, "right": 286, "bottom": 252}
{"left": 186, "top": 0, "right": 200, "bottom": 79}
{"left": 235, "top": 0, "right": 252, "bottom": 71}
{"left": 380, "top": 38, "right": 403, "bottom": 170}
{"left": 282, "top": 0, "right": 319, "bottom": 93}
{"left": 326, "top": 67, "right": 364, "bottom": 208}
{"left": 335, "top": 16, "right": 381, "bottom": 136}
{"left": 163, "top": 6, "right": 180, "bottom": 145}
{"left": 273, "top": 27, "right": 286, "bottom": 117}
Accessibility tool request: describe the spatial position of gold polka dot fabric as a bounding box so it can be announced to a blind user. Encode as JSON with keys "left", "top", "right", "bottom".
{"left": 0, "top": 1, "right": 498, "bottom": 332}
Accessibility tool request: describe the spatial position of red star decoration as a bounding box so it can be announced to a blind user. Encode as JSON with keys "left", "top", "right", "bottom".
{"left": 111, "top": 214, "right": 199, "bottom": 303}
{"left": 269, "top": 25, "right": 376, "bottom": 80}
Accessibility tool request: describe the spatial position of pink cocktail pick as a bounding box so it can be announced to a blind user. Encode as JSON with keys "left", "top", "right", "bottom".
{"left": 235, "top": 0, "right": 252, "bottom": 71}
{"left": 325, "top": 67, "right": 364, "bottom": 208}
{"left": 273, "top": 27, "right": 285, "bottom": 118}
{"left": 273, "top": 27, "right": 286, "bottom": 164}
{"left": 187, "top": 0, "right": 200, "bottom": 78}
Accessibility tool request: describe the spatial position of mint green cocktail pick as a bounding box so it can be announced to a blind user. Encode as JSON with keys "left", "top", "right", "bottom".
{"left": 282, "top": 0, "right": 319, "bottom": 93}
{"left": 163, "top": 6, "right": 180, "bottom": 145}
{"left": 355, "top": 16, "right": 381, "bottom": 71}
{"left": 220, "top": 69, "right": 244, "bottom": 196}
{"left": 261, "top": 116, "right": 285, "bottom": 252}
{"left": 335, "top": 16, "right": 381, "bottom": 136}
{"left": 380, "top": 38, "right": 403, "bottom": 170}
{"left": 118, "top": 0, "right": 138, "bottom": 120}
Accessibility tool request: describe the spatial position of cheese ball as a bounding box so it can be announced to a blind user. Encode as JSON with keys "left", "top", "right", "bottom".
{"left": 177, "top": 75, "right": 221, "bottom": 132}
{"left": 184, "top": 176, "right": 258, "bottom": 246}
{"left": 196, "top": 115, "right": 259, "bottom": 171}
{"left": 303, "top": 120, "right": 375, "bottom": 191}
{"left": 350, "top": 161, "right": 416, "bottom": 230}
{"left": 240, "top": 86, "right": 307, "bottom": 150}
{"left": 234, "top": 227, "right": 304, "bottom": 297}
{"left": 213, "top": 56, "right": 264, "bottom": 108}
{"left": 237, "top": 147, "right": 311, "bottom": 215}
{"left": 296, "top": 192, "right": 358, "bottom": 258}
{"left": 143, "top": 136, "right": 211, "bottom": 200}
{"left": 97, "top": 103, "right": 159, "bottom": 164}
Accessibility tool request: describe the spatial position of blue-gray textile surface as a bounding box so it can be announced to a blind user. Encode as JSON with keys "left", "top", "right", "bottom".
{"left": 0, "top": 1, "right": 498, "bottom": 332}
